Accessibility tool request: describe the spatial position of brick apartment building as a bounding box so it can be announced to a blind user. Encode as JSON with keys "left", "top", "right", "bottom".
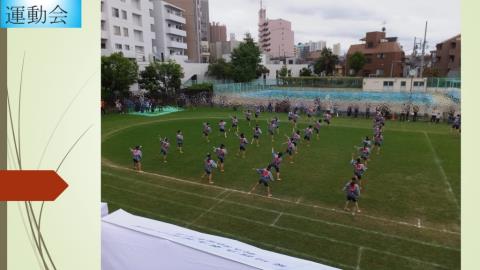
{"left": 431, "top": 34, "right": 461, "bottom": 77}
{"left": 347, "top": 31, "right": 405, "bottom": 77}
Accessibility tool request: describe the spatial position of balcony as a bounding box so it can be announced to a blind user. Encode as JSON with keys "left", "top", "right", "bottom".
{"left": 165, "top": 12, "right": 186, "bottom": 24}
{"left": 166, "top": 27, "right": 187, "bottom": 37}
{"left": 167, "top": 40, "right": 187, "bottom": 50}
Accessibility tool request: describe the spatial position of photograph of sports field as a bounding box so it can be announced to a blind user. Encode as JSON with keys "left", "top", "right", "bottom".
{"left": 101, "top": 108, "right": 460, "bottom": 270}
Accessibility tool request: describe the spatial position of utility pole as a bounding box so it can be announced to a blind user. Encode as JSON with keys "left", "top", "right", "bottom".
{"left": 419, "top": 21, "right": 428, "bottom": 78}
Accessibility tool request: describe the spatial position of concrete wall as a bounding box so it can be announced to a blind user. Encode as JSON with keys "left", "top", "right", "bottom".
{"left": 363, "top": 77, "right": 427, "bottom": 92}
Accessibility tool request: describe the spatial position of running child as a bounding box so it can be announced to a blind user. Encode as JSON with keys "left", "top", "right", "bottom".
{"left": 314, "top": 119, "right": 322, "bottom": 139}
{"left": 283, "top": 137, "right": 296, "bottom": 164}
{"left": 356, "top": 145, "right": 371, "bottom": 165}
{"left": 213, "top": 144, "right": 227, "bottom": 172}
{"left": 130, "top": 146, "right": 143, "bottom": 171}
{"left": 269, "top": 148, "right": 283, "bottom": 180}
{"left": 291, "top": 111, "right": 300, "bottom": 130}
{"left": 249, "top": 167, "right": 274, "bottom": 197}
{"left": 252, "top": 124, "right": 262, "bottom": 147}
{"left": 373, "top": 132, "right": 383, "bottom": 155}
{"left": 323, "top": 111, "right": 332, "bottom": 126}
{"left": 254, "top": 106, "right": 261, "bottom": 121}
{"left": 343, "top": 178, "right": 361, "bottom": 215}
{"left": 268, "top": 119, "right": 276, "bottom": 142}
{"left": 274, "top": 116, "right": 280, "bottom": 134}
{"left": 159, "top": 137, "right": 170, "bottom": 163}
{"left": 362, "top": 136, "right": 372, "bottom": 148}
{"left": 452, "top": 114, "right": 461, "bottom": 134}
{"left": 237, "top": 133, "right": 249, "bottom": 158}
{"left": 291, "top": 130, "right": 301, "bottom": 152}
{"left": 245, "top": 110, "right": 252, "bottom": 126}
{"left": 230, "top": 115, "right": 239, "bottom": 133}
{"left": 304, "top": 125, "right": 314, "bottom": 146}
{"left": 219, "top": 119, "right": 227, "bottom": 138}
{"left": 203, "top": 122, "right": 212, "bottom": 142}
{"left": 350, "top": 155, "right": 367, "bottom": 184}
{"left": 201, "top": 154, "right": 218, "bottom": 184}
{"left": 176, "top": 130, "right": 184, "bottom": 154}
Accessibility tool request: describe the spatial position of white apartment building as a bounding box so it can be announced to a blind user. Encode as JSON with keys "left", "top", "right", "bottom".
{"left": 332, "top": 43, "right": 341, "bottom": 56}
{"left": 151, "top": 0, "right": 188, "bottom": 62}
{"left": 101, "top": 0, "right": 157, "bottom": 64}
{"left": 307, "top": 40, "right": 326, "bottom": 52}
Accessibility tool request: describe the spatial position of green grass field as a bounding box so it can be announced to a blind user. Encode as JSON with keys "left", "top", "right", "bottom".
{"left": 102, "top": 108, "right": 460, "bottom": 270}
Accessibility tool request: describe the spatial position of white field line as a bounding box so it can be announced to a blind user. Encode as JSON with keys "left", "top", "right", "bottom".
{"left": 104, "top": 171, "right": 461, "bottom": 252}
{"left": 295, "top": 197, "right": 303, "bottom": 204}
{"left": 417, "top": 218, "right": 422, "bottom": 228}
{"left": 423, "top": 132, "right": 460, "bottom": 210}
{"left": 356, "top": 247, "right": 364, "bottom": 270}
{"left": 106, "top": 199, "right": 355, "bottom": 270}
{"left": 187, "top": 191, "right": 231, "bottom": 227}
{"left": 104, "top": 186, "right": 451, "bottom": 270}
{"left": 103, "top": 163, "right": 461, "bottom": 237}
{"left": 270, "top": 212, "right": 283, "bottom": 226}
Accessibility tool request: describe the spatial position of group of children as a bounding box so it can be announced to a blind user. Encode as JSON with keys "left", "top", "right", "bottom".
{"left": 130, "top": 108, "right": 387, "bottom": 211}
{"left": 343, "top": 111, "right": 385, "bottom": 215}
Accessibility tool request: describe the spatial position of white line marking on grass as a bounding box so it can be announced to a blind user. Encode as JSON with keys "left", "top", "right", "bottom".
{"left": 104, "top": 192, "right": 451, "bottom": 270}
{"left": 417, "top": 218, "right": 422, "bottom": 228}
{"left": 103, "top": 171, "right": 461, "bottom": 251}
{"left": 270, "top": 212, "right": 283, "bottom": 226}
{"left": 187, "top": 191, "right": 231, "bottom": 227}
{"left": 423, "top": 132, "right": 460, "bottom": 210}
{"left": 356, "top": 247, "right": 364, "bottom": 270}
{"left": 103, "top": 163, "right": 461, "bottom": 236}
{"left": 295, "top": 197, "right": 303, "bottom": 204}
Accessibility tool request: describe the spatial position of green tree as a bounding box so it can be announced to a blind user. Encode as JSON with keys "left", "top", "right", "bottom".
{"left": 256, "top": 64, "right": 270, "bottom": 79}
{"left": 313, "top": 48, "right": 339, "bottom": 76}
{"left": 299, "top": 67, "right": 312, "bottom": 77}
{"left": 138, "top": 61, "right": 184, "bottom": 98}
{"left": 230, "top": 34, "right": 262, "bottom": 82}
{"left": 207, "top": 58, "right": 233, "bottom": 80}
{"left": 101, "top": 52, "right": 138, "bottom": 103}
{"left": 278, "top": 65, "right": 289, "bottom": 78}
{"left": 348, "top": 52, "right": 367, "bottom": 76}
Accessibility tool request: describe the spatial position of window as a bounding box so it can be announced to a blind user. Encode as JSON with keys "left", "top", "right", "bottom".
{"left": 113, "top": 26, "right": 121, "bottom": 36}
{"left": 101, "top": 20, "right": 106, "bottom": 30}
{"left": 413, "top": 81, "right": 425, "bottom": 87}
{"left": 125, "top": 45, "right": 130, "bottom": 51}
{"left": 101, "top": 1, "right": 104, "bottom": 12}
{"left": 115, "top": 44, "right": 123, "bottom": 50}
{"left": 121, "top": 10, "right": 127, "bottom": 19}
{"left": 383, "top": 81, "right": 394, "bottom": 87}
{"left": 132, "top": 13, "right": 142, "bottom": 26}
{"left": 132, "top": 0, "right": 141, "bottom": 9}
{"left": 135, "top": 45, "right": 145, "bottom": 54}
{"left": 377, "top": 53, "right": 385, "bottom": 59}
{"left": 401, "top": 81, "right": 406, "bottom": 87}
{"left": 376, "top": 69, "right": 384, "bottom": 76}
{"left": 134, "top": 30, "right": 143, "bottom": 42}
{"left": 151, "top": 24, "right": 155, "bottom": 32}
{"left": 112, "top": 8, "right": 120, "bottom": 18}
{"left": 149, "top": 9, "right": 154, "bottom": 17}
{"left": 123, "top": 27, "right": 129, "bottom": 37}
{"left": 101, "top": 39, "right": 107, "bottom": 49}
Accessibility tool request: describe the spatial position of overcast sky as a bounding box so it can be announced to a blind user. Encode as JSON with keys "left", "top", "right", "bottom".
{"left": 208, "top": 0, "right": 460, "bottom": 54}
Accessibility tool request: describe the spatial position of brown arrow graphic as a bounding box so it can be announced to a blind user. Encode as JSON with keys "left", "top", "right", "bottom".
{"left": 0, "top": 170, "right": 68, "bottom": 201}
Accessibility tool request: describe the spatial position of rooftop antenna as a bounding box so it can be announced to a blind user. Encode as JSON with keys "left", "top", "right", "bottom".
{"left": 381, "top": 21, "right": 386, "bottom": 32}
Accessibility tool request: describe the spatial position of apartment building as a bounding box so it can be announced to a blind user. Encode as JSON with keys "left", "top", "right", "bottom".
{"left": 258, "top": 5, "right": 294, "bottom": 59}
{"left": 151, "top": 0, "right": 188, "bottom": 62}
{"left": 431, "top": 34, "right": 461, "bottom": 77}
{"left": 346, "top": 31, "right": 405, "bottom": 77}
{"left": 167, "top": 0, "right": 209, "bottom": 62}
{"left": 210, "top": 22, "right": 227, "bottom": 43}
{"left": 101, "top": 0, "right": 156, "bottom": 64}
{"left": 332, "top": 43, "right": 341, "bottom": 56}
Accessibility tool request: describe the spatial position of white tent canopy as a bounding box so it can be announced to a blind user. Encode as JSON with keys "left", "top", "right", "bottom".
{"left": 102, "top": 208, "right": 339, "bottom": 270}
